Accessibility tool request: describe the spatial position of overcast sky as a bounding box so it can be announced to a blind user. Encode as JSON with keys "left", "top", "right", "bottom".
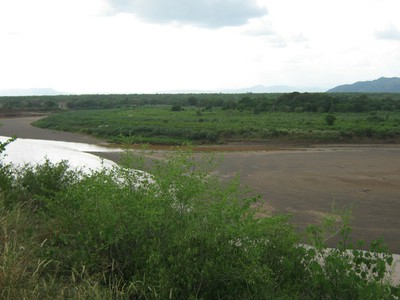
{"left": 1, "top": 0, "right": 399, "bottom": 94}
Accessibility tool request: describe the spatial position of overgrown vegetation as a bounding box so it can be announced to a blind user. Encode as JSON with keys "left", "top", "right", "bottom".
{"left": 2, "top": 92, "right": 399, "bottom": 144}
{"left": 0, "top": 139, "right": 399, "bottom": 299}
{"left": 33, "top": 107, "right": 400, "bottom": 144}
{"left": 1, "top": 92, "right": 400, "bottom": 113}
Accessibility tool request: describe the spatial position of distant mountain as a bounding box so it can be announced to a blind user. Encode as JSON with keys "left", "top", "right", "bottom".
{"left": 0, "top": 88, "right": 65, "bottom": 96}
{"left": 162, "top": 84, "right": 323, "bottom": 94}
{"left": 221, "top": 85, "right": 297, "bottom": 93}
{"left": 327, "top": 77, "right": 400, "bottom": 93}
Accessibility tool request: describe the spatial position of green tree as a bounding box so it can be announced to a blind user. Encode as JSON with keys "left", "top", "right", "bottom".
{"left": 171, "top": 104, "right": 182, "bottom": 111}
{"left": 325, "top": 114, "right": 337, "bottom": 126}
{"left": 186, "top": 96, "right": 198, "bottom": 106}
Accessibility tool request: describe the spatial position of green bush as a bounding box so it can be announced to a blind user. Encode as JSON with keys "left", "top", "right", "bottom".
{"left": 0, "top": 145, "right": 399, "bottom": 298}
{"left": 38, "top": 153, "right": 308, "bottom": 298}
{"left": 325, "top": 114, "right": 337, "bottom": 126}
{"left": 3, "top": 159, "right": 79, "bottom": 210}
{"left": 303, "top": 210, "right": 398, "bottom": 299}
{"left": 171, "top": 105, "right": 182, "bottom": 111}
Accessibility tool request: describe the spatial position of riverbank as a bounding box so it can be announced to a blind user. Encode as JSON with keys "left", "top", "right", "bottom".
{"left": 1, "top": 116, "right": 400, "bottom": 254}
{"left": 0, "top": 116, "right": 106, "bottom": 144}
{"left": 1, "top": 116, "right": 400, "bottom": 285}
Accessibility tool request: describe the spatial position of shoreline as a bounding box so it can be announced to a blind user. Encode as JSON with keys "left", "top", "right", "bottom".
{"left": 1, "top": 116, "right": 400, "bottom": 254}
{"left": 1, "top": 116, "right": 400, "bottom": 284}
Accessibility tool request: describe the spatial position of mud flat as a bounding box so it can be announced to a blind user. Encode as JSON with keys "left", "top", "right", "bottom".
{"left": 1, "top": 116, "right": 400, "bottom": 253}
{"left": 210, "top": 146, "right": 400, "bottom": 252}
{"left": 0, "top": 116, "right": 105, "bottom": 144}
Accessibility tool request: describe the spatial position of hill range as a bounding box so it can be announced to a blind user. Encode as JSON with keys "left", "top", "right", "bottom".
{"left": 1, "top": 77, "right": 400, "bottom": 96}
{"left": 328, "top": 77, "right": 400, "bottom": 93}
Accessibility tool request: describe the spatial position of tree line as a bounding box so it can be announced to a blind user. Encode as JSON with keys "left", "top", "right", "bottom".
{"left": 1, "top": 92, "right": 400, "bottom": 113}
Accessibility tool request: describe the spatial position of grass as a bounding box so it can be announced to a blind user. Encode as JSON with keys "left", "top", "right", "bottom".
{"left": 1, "top": 135, "right": 399, "bottom": 298}
{"left": 33, "top": 107, "right": 400, "bottom": 144}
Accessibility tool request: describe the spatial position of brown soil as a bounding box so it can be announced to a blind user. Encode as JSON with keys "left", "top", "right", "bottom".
{"left": 0, "top": 116, "right": 106, "bottom": 144}
{"left": 2, "top": 116, "right": 400, "bottom": 252}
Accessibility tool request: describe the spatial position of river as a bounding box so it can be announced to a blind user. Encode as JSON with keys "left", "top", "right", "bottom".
{"left": 1, "top": 116, "right": 400, "bottom": 254}
{"left": 1, "top": 116, "right": 400, "bottom": 283}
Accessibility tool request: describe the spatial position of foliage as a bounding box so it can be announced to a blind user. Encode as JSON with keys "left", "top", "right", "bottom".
{"left": 0, "top": 136, "right": 16, "bottom": 155}
{"left": 0, "top": 137, "right": 16, "bottom": 202}
{"left": 171, "top": 104, "right": 182, "bottom": 111}
{"left": 4, "top": 159, "right": 80, "bottom": 210}
{"left": 2, "top": 92, "right": 400, "bottom": 113}
{"left": 0, "top": 145, "right": 399, "bottom": 298}
{"left": 3, "top": 92, "right": 400, "bottom": 142}
{"left": 303, "top": 209, "right": 397, "bottom": 299}
{"left": 33, "top": 107, "right": 400, "bottom": 144}
{"left": 325, "top": 114, "right": 337, "bottom": 126}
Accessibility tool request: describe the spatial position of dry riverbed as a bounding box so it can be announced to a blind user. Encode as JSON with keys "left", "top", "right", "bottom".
{"left": 1, "top": 116, "right": 400, "bottom": 255}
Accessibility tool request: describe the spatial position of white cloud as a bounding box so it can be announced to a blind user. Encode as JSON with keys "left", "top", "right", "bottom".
{"left": 106, "top": 0, "right": 267, "bottom": 28}
{"left": 376, "top": 25, "right": 400, "bottom": 41}
{"left": 0, "top": 0, "right": 399, "bottom": 93}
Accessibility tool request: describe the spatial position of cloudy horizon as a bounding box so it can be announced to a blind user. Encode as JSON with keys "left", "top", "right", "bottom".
{"left": 1, "top": 0, "right": 399, "bottom": 94}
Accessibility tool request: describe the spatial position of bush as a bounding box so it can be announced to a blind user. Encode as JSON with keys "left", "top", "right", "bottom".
{"left": 0, "top": 146, "right": 399, "bottom": 298}
{"left": 325, "top": 114, "right": 337, "bottom": 126}
{"left": 367, "top": 112, "right": 386, "bottom": 123}
{"left": 34, "top": 153, "right": 307, "bottom": 298}
{"left": 3, "top": 159, "right": 79, "bottom": 210}
{"left": 171, "top": 105, "right": 182, "bottom": 111}
{"left": 303, "top": 209, "right": 398, "bottom": 299}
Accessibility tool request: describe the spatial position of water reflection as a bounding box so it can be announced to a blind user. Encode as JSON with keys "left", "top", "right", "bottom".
{"left": 0, "top": 136, "right": 122, "bottom": 172}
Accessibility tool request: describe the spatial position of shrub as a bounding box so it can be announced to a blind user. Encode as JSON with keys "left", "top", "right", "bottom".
{"left": 303, "top": 209, "right": 398, "bottom": 299}
{"left": 171, "top": 105, "right": 182, "bottom": 111}
{"left": 0, "top": 146, "right": 398, "bottom": 298}
{"left": 325, "top": 114, "right": 337, "bottom": 126}
{"left": 367, "top": 113, "right": 386, "bottom": 123}
{"left": 3, "top": 159, "right": 79, "bottom": 210}
{"left": 23, "top": 152, "right": 308, "bottom": 298}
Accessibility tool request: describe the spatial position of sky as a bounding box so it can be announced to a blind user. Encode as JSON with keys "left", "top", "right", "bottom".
{"left": 1, "top": 0, "right": 400, "bottom": 94}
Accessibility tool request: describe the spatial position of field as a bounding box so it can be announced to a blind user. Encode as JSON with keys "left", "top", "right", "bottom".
{"left": 1, "top": 91, "right": 398, "bottom": 144}
{"left": 33, "top": 106, "right": 400, "bottom": 144}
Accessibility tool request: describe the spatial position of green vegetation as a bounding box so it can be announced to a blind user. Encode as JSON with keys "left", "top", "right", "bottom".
{"left": 2, "top": 92, "right": 399, "bottom": 144}
{"left": 33, "top": 107, "right": 400, "bottom": 144}
{"left": 325, "top": 114, "right": 337, "bottom": 126}
{"left": 0, "top": 139, "right": 399, "bottom": 299}
{"left": 1, "top": 91, "right": 400, "bottom": 113}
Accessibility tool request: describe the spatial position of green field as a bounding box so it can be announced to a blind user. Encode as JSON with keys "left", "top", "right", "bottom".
{"left": 2, "top": 91, "right": 399, "bottom": 144}
{"left": 33, "top": 106, "right": 400, "bottom": 144}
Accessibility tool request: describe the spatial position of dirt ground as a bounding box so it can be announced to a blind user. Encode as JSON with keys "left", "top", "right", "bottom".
{"left": 212, "top": 147, "right": 400, "bottom": 252}
{"left": 0, "top": 116, "right": 105, "bottom": 144}
{"left": 1, "top": 116, "right": 400, "bottom": 253}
